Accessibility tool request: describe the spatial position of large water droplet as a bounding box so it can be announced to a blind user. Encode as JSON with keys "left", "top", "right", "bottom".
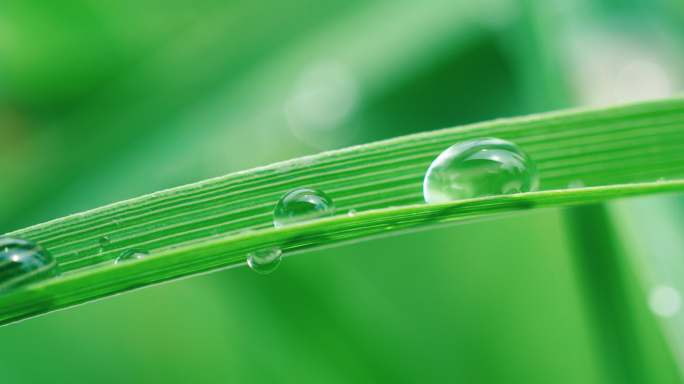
{"left": 273, "top": 187, "right": 335, "bottom": 228}
{"left": 115, "top": 248, "right": 149, "bottom": 264}
{"left": 247, "top": 248, "right": 282, "bottom": 274}
{"left": 0, "top": 237, "right": 59, "bottom": 292}
{"left": 423, "top": 138, "right": 539, "bottom": 203}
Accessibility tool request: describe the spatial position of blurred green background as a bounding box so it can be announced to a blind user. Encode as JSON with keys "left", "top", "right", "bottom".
{"left": 2, "top": 0, "right": 684, "bottom": 382}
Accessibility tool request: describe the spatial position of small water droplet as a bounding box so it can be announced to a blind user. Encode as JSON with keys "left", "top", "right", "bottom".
{"left": 567, "top": 180, "right": 585, "bottom": 189}
{"left": 99, "top": 236, "right": 111, "bottom": 247}
{"left": 0, "top": 237, "right": 59, "bottom": 292}
{"left": 115, "top": 248, "right": 149, "bottom": 264}
{"left": 348, "top": 209, "right": 357, "bottom": 217}
{"left": 247, "top": 248, "right": 282, "bottom": 274}
{"left": 273, "top": 187, "right": 335, "bottom": 228}
{"left": 423, "top": 138, "right": 539, "bottom": 203}
{"left": 657, "top": 177, "right": 667, "bottom": 183}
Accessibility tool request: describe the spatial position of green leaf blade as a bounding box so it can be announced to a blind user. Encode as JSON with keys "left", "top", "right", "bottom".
{"left": 2, "top": 97, "right": 684, "bottom": 326}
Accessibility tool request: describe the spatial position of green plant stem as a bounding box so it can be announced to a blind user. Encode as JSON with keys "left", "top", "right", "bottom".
{"left": 565, "top": 204, "right": 682, "bottom": 384}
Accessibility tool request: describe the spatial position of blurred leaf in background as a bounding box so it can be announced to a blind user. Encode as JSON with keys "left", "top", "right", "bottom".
{"left": 1, "top": 0, "right": 684, "bottom": 383}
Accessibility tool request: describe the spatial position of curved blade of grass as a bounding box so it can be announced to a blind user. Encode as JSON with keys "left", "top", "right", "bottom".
{"left": 2, "top": 97, "right": 684, "bottom": 326}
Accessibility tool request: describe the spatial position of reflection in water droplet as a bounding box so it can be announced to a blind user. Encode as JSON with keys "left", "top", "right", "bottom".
{"left": 0, "top": 237, "right": 59, "bottom": 292}
{"left": 99, "top": 236, "right": 111, "bottom": 247}
{"left": 247, "top": 248, "right": 282, "bottom": 274}
{"left": 423, "top": 138, "right": 538, "bottom": 203}
{"left": 649, "top": 285, "right": 681, "bottom": 318}
{"left": 115, "top": 248, "right": 149, "bottom": 264}
{"left": 348, "top": 209, "right": 357, "bottom": 217}
{"left": 273, "top": 188, "right": 335, "bottom": 228}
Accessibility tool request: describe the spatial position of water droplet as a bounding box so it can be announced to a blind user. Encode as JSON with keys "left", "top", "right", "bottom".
{"left": 657, "top": 177, "right": 667, "bottom": 183}
{"left": 0, "top": 237, "right": 59, "bottom": 292}
{"left": 99, "top": 236, "right": 111, "bottom": 247}
{"left": 649, "top": 285, "right": 681, "bottom": 317}
{"left": 423, "top": 138, "right": 539, "bottom": 203}
{"left": 568, "top": 180, "right": 585, "bottom": 189}
{"left": 115, "top": 248, "right": 149, "bottom": 264}
{"left": 273, "top": 187, "right": 335, "bottom": 228}
{"left": 348, "top": 209, "right": 357, "bottom": 217}
{"left": 247, "top": 248, "right": 282, "bottom": 274}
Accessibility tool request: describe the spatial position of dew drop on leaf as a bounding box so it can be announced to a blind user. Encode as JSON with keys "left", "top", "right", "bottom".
{"left": 423, "top": 138, "right": 539, "bottom": 203}
{"left": 247, "top": 248, "right": 282, "bottom": 274}
{"left": 99, "top": 236, "right": 111, "bottom": 247}
{"left": 115, "top": 248, "right": 149, "bottom": 264}
{"left": 273, "top": 187, "right": 335, "bottom": 228}
{"left": 0, "top": 237, "right": 59, "bottom": 293}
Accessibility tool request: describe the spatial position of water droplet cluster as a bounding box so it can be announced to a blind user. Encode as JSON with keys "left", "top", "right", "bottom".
{"left": 245, "top": 187, "right": 338, "bottom": 274}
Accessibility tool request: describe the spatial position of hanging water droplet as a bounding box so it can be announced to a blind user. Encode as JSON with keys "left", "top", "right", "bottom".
{"left": 273, "top": 187, "right": 335, "bottom": 228}
{"left": 115, "top": 248, "right": 149, "bottom": 264}
{"left": 423, "top": 138, "right": 539, "bottom": 204}
{"left": 347, "top": 209, "right": 357, "bottom": 217}
{"left": 99, "top": 236, "right": 111, "bottom": 247}
{"left": 247, "top": 248, "right": 282, "bottom": 274}
{"left": 0, "top": 237, "right": 60, "bottom": 292}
